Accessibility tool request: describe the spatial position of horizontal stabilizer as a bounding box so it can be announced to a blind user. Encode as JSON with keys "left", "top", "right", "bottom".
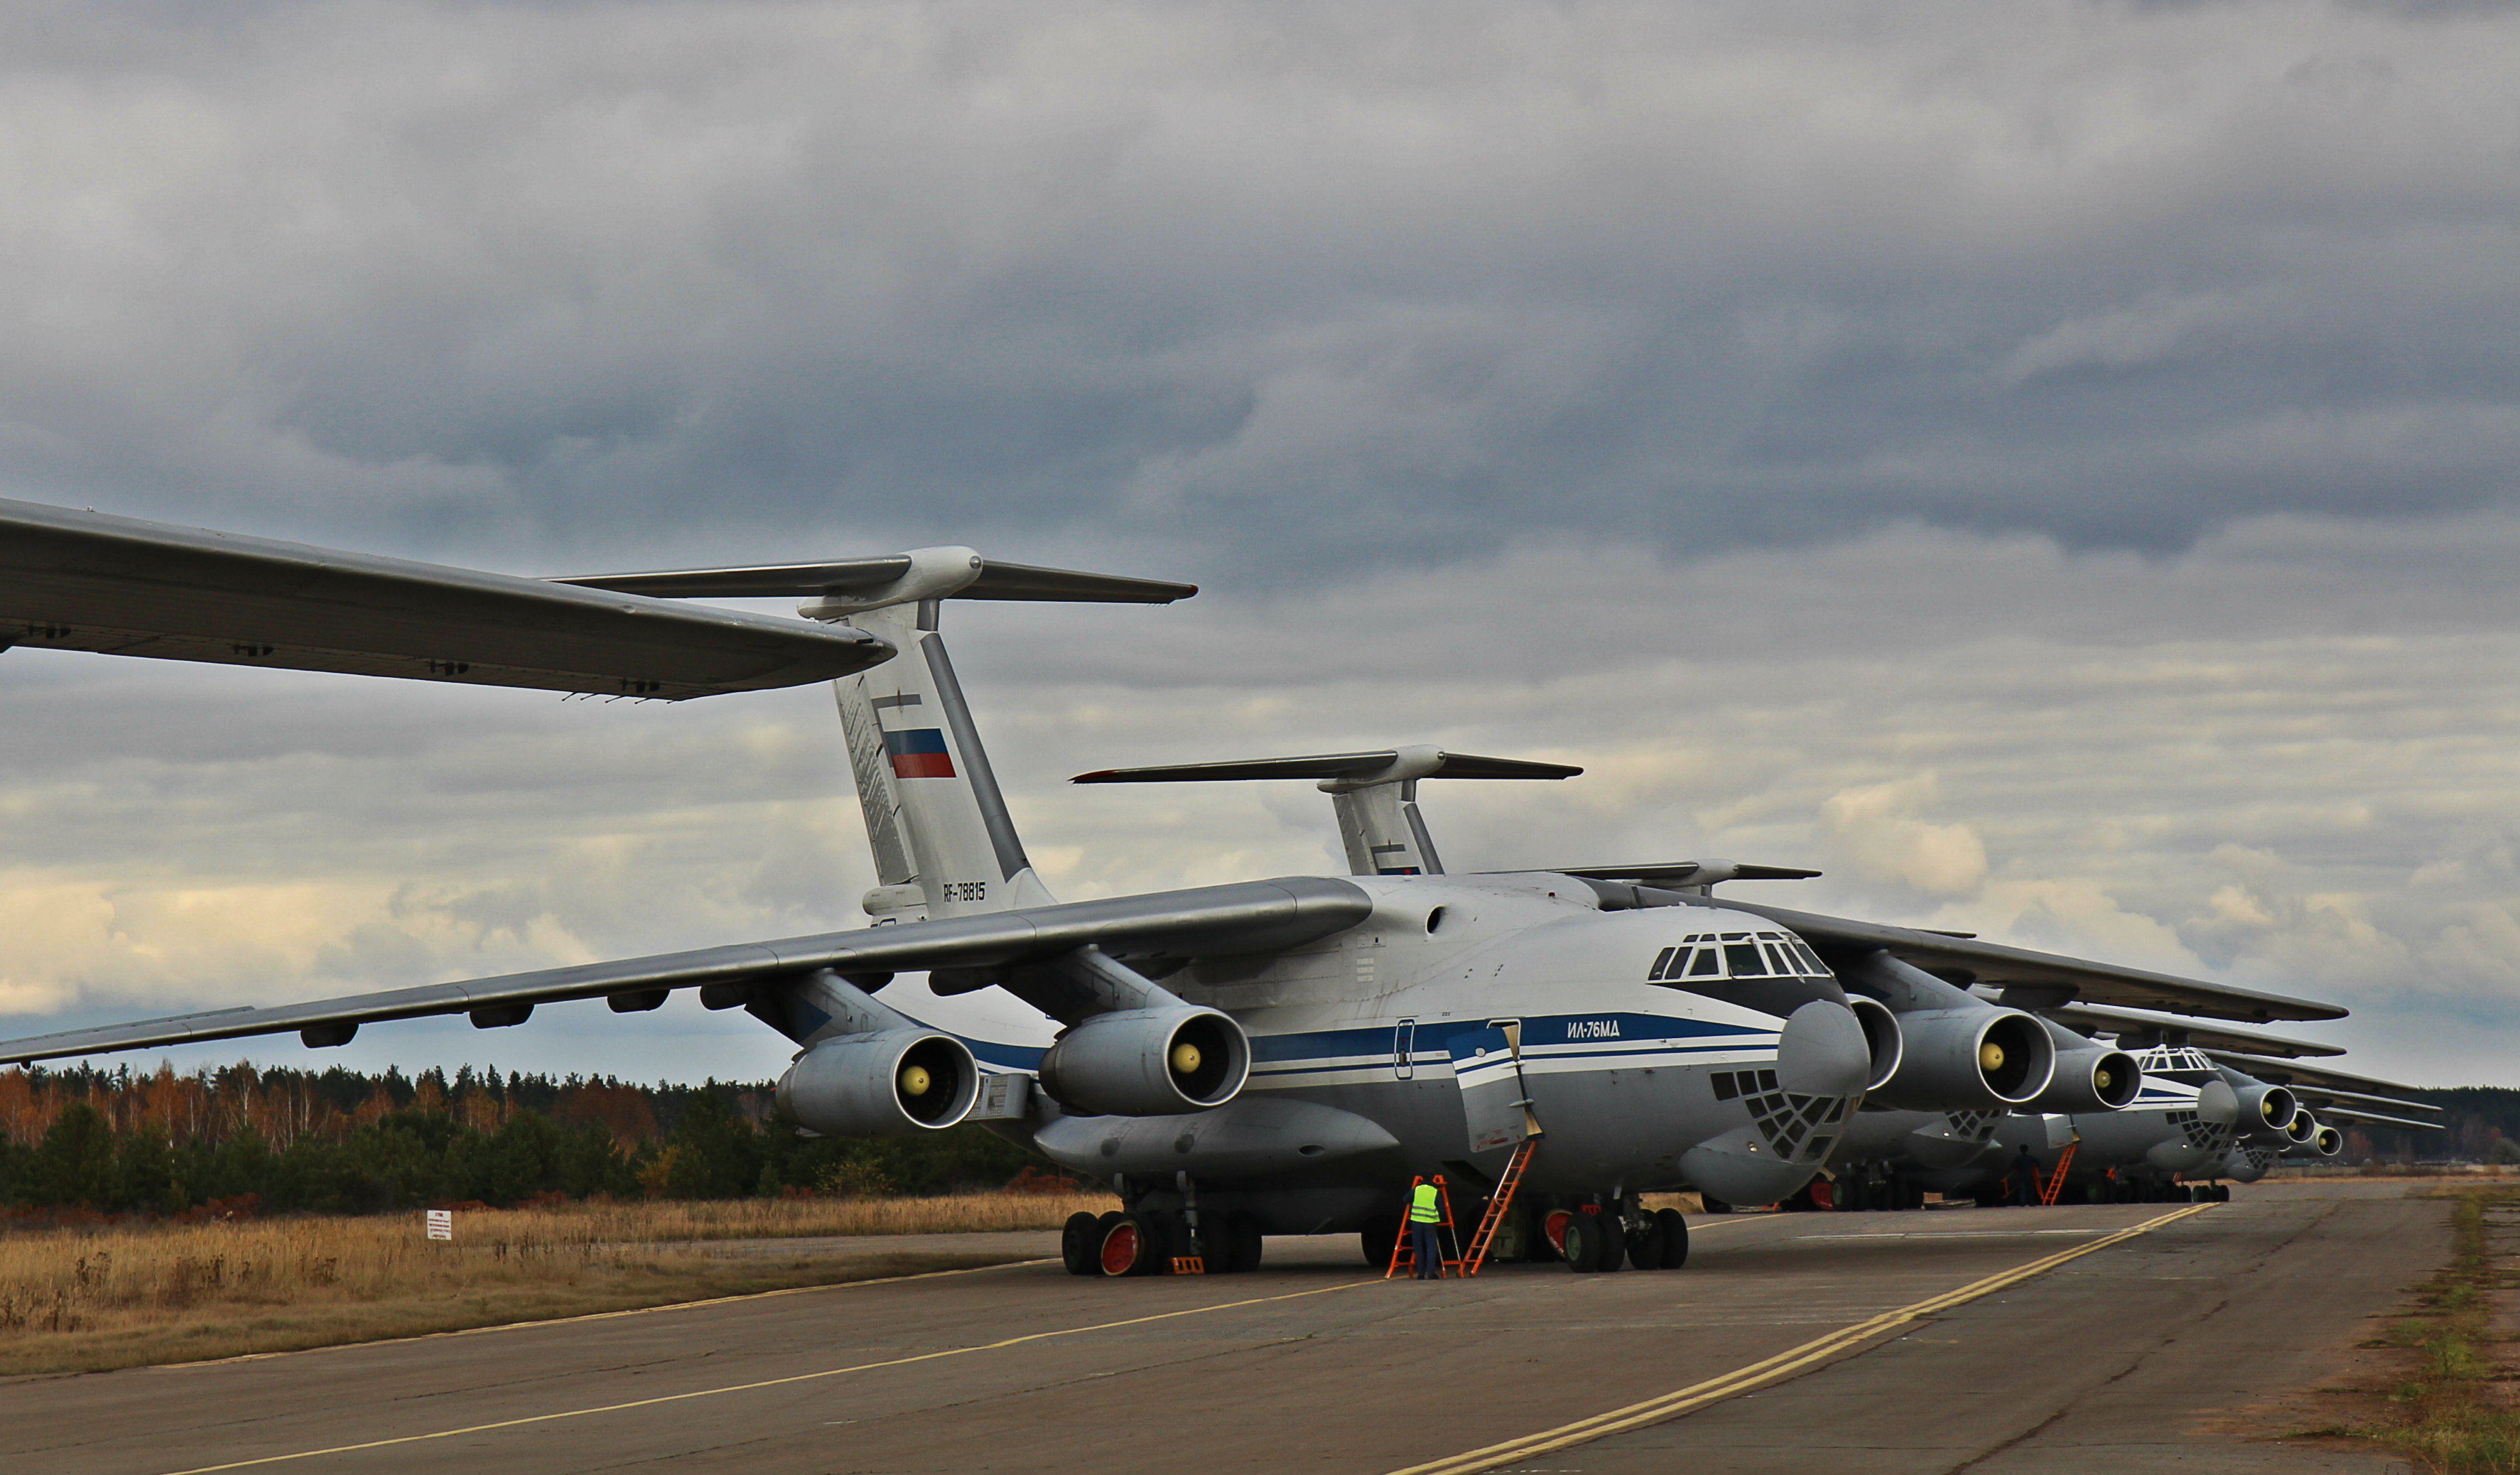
{"left": 1074, "top": 749, "right": 1581, "bottom": 784}
{"left": 2042, "top": 1003, "right": 2347, "bottom": 1059}
{"left": 1550, "top": 860, "right": 1822, "bottom": 885}
{"left": 0, "top": 877, "right": 1370, "bottom": 1067}
{"left": 0, "top": 498, "right": 887, "bottom": 699}
{"left": 552, "top": 554, "right": 1195, "bottom": 605}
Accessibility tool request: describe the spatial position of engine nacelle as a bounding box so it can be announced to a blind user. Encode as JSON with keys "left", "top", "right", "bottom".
{"left": 2310, "top": 1123, "right": 2344, "bottom": 1158}
{"left": 1869, "top": 1006, "right": 2057, "bottom": 1111}
{"left": 2026, "top": 1039, "right": 2142, "bottom": 1114}
{"left": 774, "top": 1030, "right": 980, "bottom": 1136}
{"left": 1037, "top": 1007, "right": 1251, "bottom": 1117}
{"left": 2283, "top": 1106, "right": 2319, "bottom": 1145}
{"left": 1846, "top": 995, "right": 1903, "bottom": 1091}
{"left": 2233, "top": 1083, "right": 2299, "bottom": 1142}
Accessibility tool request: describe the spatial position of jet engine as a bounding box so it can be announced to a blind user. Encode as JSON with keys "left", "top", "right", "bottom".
{"left": 2310, "top": 1123, "right": 2344, "bottom": 1158}
{"left": 2283, "top": 1106, "right": 2320, "bottom": 1145}
{"left": 2026, "top": 1033, "right": 2142, "bottom": 1114}
{"left": 774, "top": 1030, "right": 980, "bottom": 1136}
{"left": 1839, "top": 951, "right": 2057, "bottom": 1111}
{"left": 1846, "top": 995, "right": 1904, "bottom": 1091}
{"left": 1869, "top": 1007, "right": 2057, "bottom": 1111}
{"left": 2232, "top": 1083, "right": 2299, "bottom": 1142}
{"left": 1037, "top": 1006, "right": 1251, "bottom": 1117}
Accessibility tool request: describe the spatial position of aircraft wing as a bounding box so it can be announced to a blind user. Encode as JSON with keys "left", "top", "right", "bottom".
{"left": 2206, "top": 1052, "right": 2436, "bottom": 1102}
{"left": 1659, "top": 892, "right": 2345, "bottom": 1024}
{"left": 2308, "top": 1106, "right": 2444, "bottom": 1132}
{"left": 551, "top": 556, "right": 1196, "bottom": 604}
{"left": 2042, "top": 1003, "right": 2347, "bottom": 1058}
{"left": 0, "top": 877, "right": 1371, "bottom": 1066}
{"left": 0, "top": 497, "right": 889, "bottom": 698}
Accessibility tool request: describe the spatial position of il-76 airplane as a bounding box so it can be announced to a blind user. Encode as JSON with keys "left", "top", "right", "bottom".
{"left": 0, "top": 501, "right": 2354, "bottom": 1277}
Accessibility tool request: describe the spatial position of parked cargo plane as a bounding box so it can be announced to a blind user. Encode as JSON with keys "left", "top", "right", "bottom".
{"left": 0, "top": 502, "right": 2358, "bottom": 1276}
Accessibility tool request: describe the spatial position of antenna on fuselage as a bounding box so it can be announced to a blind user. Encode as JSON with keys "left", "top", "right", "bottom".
{"left": 1071, "top": 746, "right": 1581, "bottom": 876}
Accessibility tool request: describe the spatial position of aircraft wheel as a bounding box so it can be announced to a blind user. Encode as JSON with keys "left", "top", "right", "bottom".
{"left": 1656, "top": 1208, "right": 1690, "bottom": 1269}
{"left": 1560, "top": 1211, "right": 1605, "bottom": 1273}
{"left": 1061, "top": 1211, "right": 1102, "bottom": 1276}
{"left": 1539, "top": 1208, "right": 1576, "bottom": 1262}
{"left": 1594, "top": 1213, "right": 1627, "bottom": 1271}
{"left": 1629, "top": 1216, "right": 1667, "bottom": 1270}
{"left": 2215, "top": 1184, "right": 2232, "bottom": 1202}
{"left": 1698, "top": 1194, "right": 1733, "bottom": 1214}
{"left": 1098, "top": 1212, "right": 1155, "bottom": 1277}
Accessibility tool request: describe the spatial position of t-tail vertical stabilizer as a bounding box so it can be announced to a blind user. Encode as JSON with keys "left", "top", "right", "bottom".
{"left": 552, "top": 544, "right": 1196, "bottom": 925}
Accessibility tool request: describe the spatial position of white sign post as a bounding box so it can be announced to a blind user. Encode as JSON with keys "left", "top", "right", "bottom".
{"left": 425, "top": 1209, "right": 453, "bottom": 1242}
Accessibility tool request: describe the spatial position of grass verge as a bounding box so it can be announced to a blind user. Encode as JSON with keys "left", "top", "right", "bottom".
{"left": 0, "top": 1192, "right": 1114, "bottom": 1377}
{"left": 2325, "top": 1186, "right": 2520, "bottom": 1474}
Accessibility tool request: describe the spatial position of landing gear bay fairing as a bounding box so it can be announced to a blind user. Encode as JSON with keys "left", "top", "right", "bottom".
{"left": 0, "top": 502, "right": 2409, "bottom": 1275}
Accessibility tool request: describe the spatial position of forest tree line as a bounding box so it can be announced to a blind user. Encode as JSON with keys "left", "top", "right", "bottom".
{"left": 0, "top": 1061, "right": 1050, "bottom": 1216}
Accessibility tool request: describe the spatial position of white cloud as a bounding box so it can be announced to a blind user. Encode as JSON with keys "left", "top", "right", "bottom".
{"left": 1819, "top": 776, "right": 1989, "bottom": 898}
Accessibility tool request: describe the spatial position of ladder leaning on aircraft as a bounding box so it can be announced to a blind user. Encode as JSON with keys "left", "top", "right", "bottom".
{"left": 0, "top": 501, "right": 2367, "bottom": 1279}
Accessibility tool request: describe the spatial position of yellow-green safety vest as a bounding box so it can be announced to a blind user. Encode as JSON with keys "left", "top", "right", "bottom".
{"left": 1409, "top": 1183, "right": 1442, "bottom": 1223}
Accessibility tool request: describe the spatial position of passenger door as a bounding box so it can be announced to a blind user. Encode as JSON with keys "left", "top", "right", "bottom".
{"left": 1449, "top": 1019, "right": 1533, "bottom": 1153}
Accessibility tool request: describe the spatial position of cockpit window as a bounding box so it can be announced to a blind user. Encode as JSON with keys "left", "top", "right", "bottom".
{"left": 1686, "top": 946, "right": 1721, "bottom": 977}
{"left": 1723, "top": 942, "right": 1768, "bottom": 976}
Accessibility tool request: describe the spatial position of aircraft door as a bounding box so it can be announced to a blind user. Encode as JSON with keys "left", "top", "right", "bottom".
{"left": 1451, "top": 1019, "right": 1534, "bottom": 1154}
{"left": 1394, "top": 1019, "right": 1417, "bottom": 1080}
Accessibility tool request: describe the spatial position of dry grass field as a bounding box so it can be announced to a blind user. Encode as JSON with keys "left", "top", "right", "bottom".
{"left": 0, "top": 1192, "right": 1116, "bottom": 1376}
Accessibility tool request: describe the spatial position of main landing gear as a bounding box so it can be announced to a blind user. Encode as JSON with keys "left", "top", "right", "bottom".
{"left": 1543, "top": 1204, "right": 1689, "bottom": 1273}
{"left": 1061, "top": 1209, "right": 1264, "bottom": 1277}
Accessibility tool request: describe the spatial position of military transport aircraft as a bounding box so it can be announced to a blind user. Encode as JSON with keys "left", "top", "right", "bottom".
{"left": 0, "top": 500, "right": 2361, "bottom": 1277}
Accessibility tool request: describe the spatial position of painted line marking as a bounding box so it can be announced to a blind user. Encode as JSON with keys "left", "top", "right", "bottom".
{"left": 154, "top": 1257, "right": 1054, "bottom": 1370}
{"left": 157, "top": 1277, "right": 1380, "bottom": 1474}
{"left": 1385, "top": 1203, "right": 2214, "bottom": 1475}
{"left": 1790, "top": 1228, "right": 2103, "bottom": 1241}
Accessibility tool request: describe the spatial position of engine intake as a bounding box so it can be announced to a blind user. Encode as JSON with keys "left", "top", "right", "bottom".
{"left": 774, "top": 1030, "right": 980, "bottom": 1136}
{"left": 1846, "top": 995, "right": 1903, "bottom": 1092}
{"left": 2234, "top": 1083, "right": 2299, "bottom": 1142}
{"left": 1038, "top": 1007, "right": 1251, "bottom": 1117}
{"left": 2283, "top": 1107, "right": 2319, "bottom": 1145}
{"left": 1870, "top": 1006, "right": 2057, "bottom": 1111}
{"left": 2310, "top": 1123, "right": 2344, "bottom": 1158}
{"left": 2027, "top": 1037, "right": 2143, "bottom": 1114}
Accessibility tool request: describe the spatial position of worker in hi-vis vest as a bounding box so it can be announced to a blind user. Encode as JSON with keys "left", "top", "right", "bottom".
{"left": 1408, "top": 1181, "right": 1444, "bottom": 1279}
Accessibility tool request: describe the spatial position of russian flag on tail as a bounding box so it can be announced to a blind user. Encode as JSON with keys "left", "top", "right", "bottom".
{"left": 884, "top": 728, "right": 957, "bottom": 779}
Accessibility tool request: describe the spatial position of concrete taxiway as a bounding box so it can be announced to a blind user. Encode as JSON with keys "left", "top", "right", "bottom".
{"left": 1, "top": 1179, "right": 2431, "bottom": 1475}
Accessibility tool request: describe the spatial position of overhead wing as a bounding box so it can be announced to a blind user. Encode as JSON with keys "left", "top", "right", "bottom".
{"left": 2309, "top": 1107, "right": 2445, "bottom": 1132}
{"left": 1551, "top": 861, "right": 1822, "bottom": 886}
{"left": 1074, "top": 750, "right": 1581, "bottom": 784}
{"left": 2208, "top": 1053, "right": 2440, "bottom": 1109}
{"left": 2043, "top": 1003, "right": 2347, "bottom": 1058}
{"left": 1654, "top": 892, "right": 2345, "bottom": 1024}
{"left": 552, "top": 557, "right": 1195, "bottom": 605}
{"left": 0, "top": 877, "right": 1370, "bottom": 1066}
{"left": 0, "top": 497, "right": 889, "bottom": 699}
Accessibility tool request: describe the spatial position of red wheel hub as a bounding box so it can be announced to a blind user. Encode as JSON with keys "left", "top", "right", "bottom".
{"left": 1099, "top": 1221, "right": 1142, "bottom": 1277}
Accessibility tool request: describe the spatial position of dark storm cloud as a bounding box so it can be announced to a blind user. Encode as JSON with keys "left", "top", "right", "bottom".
{"left": 0, "top": 0, "right": 2514, "bottom": 580}
{"left": 5, "top": 1, "right": 2519, "bottom": 1088}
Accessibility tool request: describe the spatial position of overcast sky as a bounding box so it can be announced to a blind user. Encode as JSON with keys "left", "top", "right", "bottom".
{"left": 2, "top": 0, "right": 2516, "bottom": 1088}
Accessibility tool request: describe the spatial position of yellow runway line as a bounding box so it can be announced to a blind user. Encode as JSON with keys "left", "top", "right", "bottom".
{"left": 158, "top": 1277, "right": 1381, "bottom": 1475}
{"left": 1385, "top": 1202, "right": 2215, "bottom": 1475}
